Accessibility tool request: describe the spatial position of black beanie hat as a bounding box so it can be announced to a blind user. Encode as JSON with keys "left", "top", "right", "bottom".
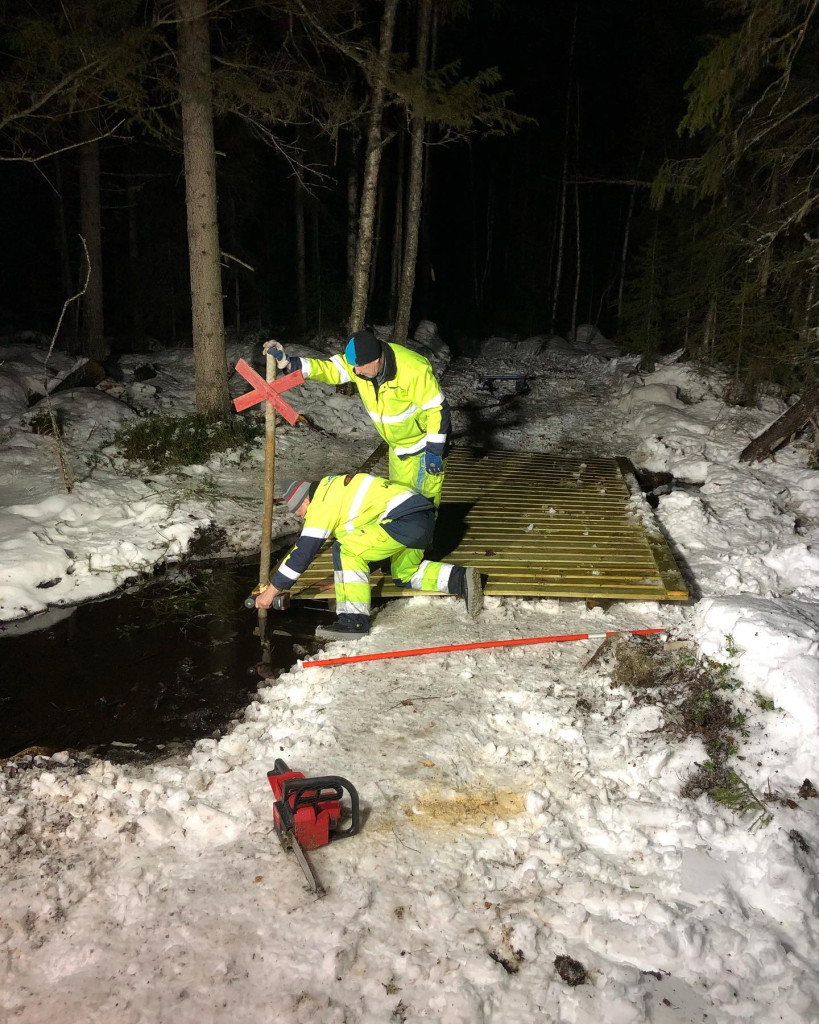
{"left": 345, "top": 329, "right": 381, "bottom": 366}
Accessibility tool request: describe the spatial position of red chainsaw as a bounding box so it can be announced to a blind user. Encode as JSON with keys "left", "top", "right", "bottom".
{"left": 267, "top": 759, "right": 360, "bottom": 897}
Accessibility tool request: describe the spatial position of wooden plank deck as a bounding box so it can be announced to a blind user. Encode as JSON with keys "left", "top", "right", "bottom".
{"left": 289, "top": 448, "right": 689, "bottom": 603}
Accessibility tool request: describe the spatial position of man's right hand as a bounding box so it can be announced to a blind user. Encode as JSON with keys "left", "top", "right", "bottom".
{"left": 255, "top": 583, "right": 281, "bottom": 609}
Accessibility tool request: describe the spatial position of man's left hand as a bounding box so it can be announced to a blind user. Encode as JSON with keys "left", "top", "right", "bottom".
{"left": 425, "top": 452, "right": 444, "bottom": 475}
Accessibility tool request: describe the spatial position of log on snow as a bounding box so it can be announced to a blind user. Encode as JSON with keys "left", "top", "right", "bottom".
{"left": 739, "top": 381, "right": 819, "bottom": 463}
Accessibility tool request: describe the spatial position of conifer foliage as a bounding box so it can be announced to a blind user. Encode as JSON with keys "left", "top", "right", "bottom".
{"left": 628, "top": 0, "right": 818, "bottom": 399}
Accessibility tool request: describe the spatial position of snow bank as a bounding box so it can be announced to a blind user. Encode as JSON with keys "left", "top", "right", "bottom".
{"left": 2, "top": 333, "right": 819, "bottom": 1023}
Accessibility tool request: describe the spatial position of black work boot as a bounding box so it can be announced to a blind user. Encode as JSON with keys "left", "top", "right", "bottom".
{"left": 315, "top": 613, "right": 370, "bottom": 640}
{"left": 448, "top": 567, "right": 484, "bottom": 618}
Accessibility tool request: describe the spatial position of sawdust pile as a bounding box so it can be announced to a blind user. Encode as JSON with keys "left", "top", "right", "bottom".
{"left": 405, "top": 786, "right": 525, "bottom": 829}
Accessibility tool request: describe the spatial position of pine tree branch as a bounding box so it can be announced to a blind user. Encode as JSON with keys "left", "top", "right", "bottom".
{"left": 293, "top": 1, "right": 372, "bottom": 78}
{"left": 0, "top": 120, "right": 126, "bottom": 163}
{"left": 0, "top": 59, "right": 105, "bottom": 134}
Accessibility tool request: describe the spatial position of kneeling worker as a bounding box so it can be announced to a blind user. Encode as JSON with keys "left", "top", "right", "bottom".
{"left": 255, "top": 474, "right": 483, "bottom": 638}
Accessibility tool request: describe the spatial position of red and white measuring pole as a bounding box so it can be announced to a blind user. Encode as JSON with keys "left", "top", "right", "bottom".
{"left": 302, "top": 627, "right": 666, "bottom": 669}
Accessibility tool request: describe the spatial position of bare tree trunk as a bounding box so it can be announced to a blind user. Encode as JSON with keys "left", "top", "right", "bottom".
{"left": 369, "top": 178, "right": 385, "bottom": 308}
{"left": 758, "top": 161, "right": 780, "bottom": 298}
{"left": 551, "top": 6, "right": 577, "bottom": 332}
{"left": 617, "top": 185, "right": 636, "bottom": 323}
{"left": 571, "top": 178, "right": 581, "bottom": 343}
{"left": 570, "top": 86, "right": 581, "bottom": 343}
{"left": 127, "top": 183, "right": 144, "bottom": 348}
{"left": 393, "top": 0, "right": 431, "bottom": 346}
{"left": 168, "top": 239, "right": 177, "bottom": 346}
{"left": 389, "top": 132, "right": 405, "bottom": 321}
{"left": 480, "top": 183, "right": 494, "bottom": 308}
{"left": 51, "top": 155, "right": 77, "bottom": 350}
{"left": 79, "top": 114, "right": 106, "bottom": 360}
{"left": 310, "top": 199, "right": 322, "bottom": 331}
{"left": 470, "top": 146, "right": 479, "bottom": 309}
{"left": 177, "top": 0, "right": 230, "bottom": 420}
{"left": 801, "top": 272, "right": 817, "bottom": 348}
{"left": 294, "top": 175, "right": 308, "bottom": 333}
{"left": 644, "top": 222, "right": 659, "bottom": 372}
{"left": 551, "top": 158, "right": 568, "bottom": 332}
{"left": 346, "top": 155, "right": 358, "bottom": 294}
{"left": 417, "top": 6, "right": 438, "bottom": 318}
{"left": 348, "top": 0, "right": 398, "bottom": 332}
{"left": 703, "top": 298, "right": 717, "bottom": 360}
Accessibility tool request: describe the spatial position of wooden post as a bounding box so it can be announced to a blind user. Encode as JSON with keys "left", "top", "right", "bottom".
{"left": 257, "top": 345, "right": 277, "bottom": 660}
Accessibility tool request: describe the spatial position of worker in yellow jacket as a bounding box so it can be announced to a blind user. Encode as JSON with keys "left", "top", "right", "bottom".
{"left": 255, "top": 475, "right": 482, "bottom": 638}
{"left": 269, "top": 329, "right": 450, "bottom": 507}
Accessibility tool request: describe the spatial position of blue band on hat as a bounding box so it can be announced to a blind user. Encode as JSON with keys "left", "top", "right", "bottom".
{"left": 345, "top": 338, "right": 356, "bottom": 364}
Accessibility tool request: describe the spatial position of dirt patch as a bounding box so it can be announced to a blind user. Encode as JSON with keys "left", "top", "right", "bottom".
{"left": 609, "top": 635, "right": 743, "bottom": 756}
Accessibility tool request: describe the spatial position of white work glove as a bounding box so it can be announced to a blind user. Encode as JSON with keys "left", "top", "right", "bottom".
{"left": 263, "top": 340, "right": 290, "bottom": 370}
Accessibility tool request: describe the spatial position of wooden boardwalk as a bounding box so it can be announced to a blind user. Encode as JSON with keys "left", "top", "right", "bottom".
{"left": 289, "top": 448, "right": 689, "bottom": 603}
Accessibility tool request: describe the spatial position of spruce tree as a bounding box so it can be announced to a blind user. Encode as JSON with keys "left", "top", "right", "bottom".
{"left": 651, "top": 0, "right": 818, "bottom": 394}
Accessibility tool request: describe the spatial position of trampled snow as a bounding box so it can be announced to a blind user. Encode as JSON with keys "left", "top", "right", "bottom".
{"left": 1, "top": 328, "right": 818, "bottom": 1023}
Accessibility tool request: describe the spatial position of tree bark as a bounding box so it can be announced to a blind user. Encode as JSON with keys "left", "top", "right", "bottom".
{"left": 417, "top": 6, "right": 438, "bottom": 318}
{"left": 346, "top": 155, "right": 358, "bottom": 294}
{"left": 177, "top": 0, "right": 230, "bottom": 420}
{"left": 393, "top": 0, "right": 432, "bottom": 346}
{"left": 570, "top": 86, "right": 581, "bottom": 343}
{"left": 127, "top": 182, "right": 144, "bottom": 348}
{"left": 51, "top": 155, "right": 77, "bottom": 349}
{"left": 617, "top": 185, "right": 636, "bottom": 324}
{"left": 551, "top": 6, "right": 576, "bottom": 332}
{"left": 348, "top": 0, "right": 398, "bottom": 333}
{"left": 79, "top": 114, "right": 106, "bottom": 360}
{"left": 739, "top": 382, "right": 819, "bottom": 462}
{"left": 389, "top": 131, "right": 405, "bottom": 321}
{"left": 369, "top": 178, "right": 385, "bottom": 306}
{"left": 758, "top": 161, "right": 780, "bottom": 298}
{"left": 571, "top": 177, "right": 581, "bottom": 343}
{"left": 800, "top": 272, "right": 816, "bottom": 349}
{"left": 310, "top": 199, "right": 322, "bottom": 331}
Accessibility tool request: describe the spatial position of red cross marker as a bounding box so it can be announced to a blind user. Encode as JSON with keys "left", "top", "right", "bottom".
{"left": 233, "top": 359, "right": 304, "bottom": 425}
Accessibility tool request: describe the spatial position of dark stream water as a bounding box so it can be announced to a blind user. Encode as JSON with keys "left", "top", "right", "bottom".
{"left": 0, "top": 564, "right": 334, "bottom": 761}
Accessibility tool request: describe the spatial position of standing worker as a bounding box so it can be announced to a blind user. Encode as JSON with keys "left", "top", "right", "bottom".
{"left": 255, "top": 474, "right": 482, "bottom": 639}
{"left": 268, "top": 328, "right": 451, "bottom": 507}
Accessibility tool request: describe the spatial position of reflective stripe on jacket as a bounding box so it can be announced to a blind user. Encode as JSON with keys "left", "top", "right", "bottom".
{"left": 299, "top": 342, "right": 450, "bottom": 458}
{"left": 270, "top": 474, "right": 432, "bottom": 591}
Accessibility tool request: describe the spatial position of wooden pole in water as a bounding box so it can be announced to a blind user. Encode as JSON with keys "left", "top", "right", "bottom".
{"left": 257, "top": 343, "right": 278, "bottom": 661}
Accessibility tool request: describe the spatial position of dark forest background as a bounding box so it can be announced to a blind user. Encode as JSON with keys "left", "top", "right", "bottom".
{"left": 1, "top": 0, "right": 816, "bottom": 413}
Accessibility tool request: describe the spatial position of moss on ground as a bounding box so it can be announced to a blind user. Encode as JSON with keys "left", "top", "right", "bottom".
{"left": 113, "top": 413, "right": 262, "bottom": 472}
{"left": 609, "top": 635, "right": 772, "bottom": 828}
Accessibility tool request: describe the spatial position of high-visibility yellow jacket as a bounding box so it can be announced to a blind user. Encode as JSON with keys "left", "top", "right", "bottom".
{"left": 271, "top": 473, "right": 432, "bottom": 590}
{"left": 293, "top": 342, "right": 450, "bottom": 459}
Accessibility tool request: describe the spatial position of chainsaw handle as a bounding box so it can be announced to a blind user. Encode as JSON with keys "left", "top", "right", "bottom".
{"left": 282, "top": 775, "right": 360, "bottom": 840}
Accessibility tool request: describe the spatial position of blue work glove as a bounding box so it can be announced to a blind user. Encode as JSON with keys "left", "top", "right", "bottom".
{"left": 264, "top": 342, "right": 290, "bottom": 370}
{"left": 425, "top": 452, "right": 444, "bottom": 476}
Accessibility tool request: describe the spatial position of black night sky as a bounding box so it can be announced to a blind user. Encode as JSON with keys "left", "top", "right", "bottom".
{"left": 0, "top": 0, "right": 709, "bottom": 353}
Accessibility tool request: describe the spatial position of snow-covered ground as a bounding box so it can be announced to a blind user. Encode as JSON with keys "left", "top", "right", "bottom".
{"left": 1, "top": 324, "right": 818, "bottom": 1023}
